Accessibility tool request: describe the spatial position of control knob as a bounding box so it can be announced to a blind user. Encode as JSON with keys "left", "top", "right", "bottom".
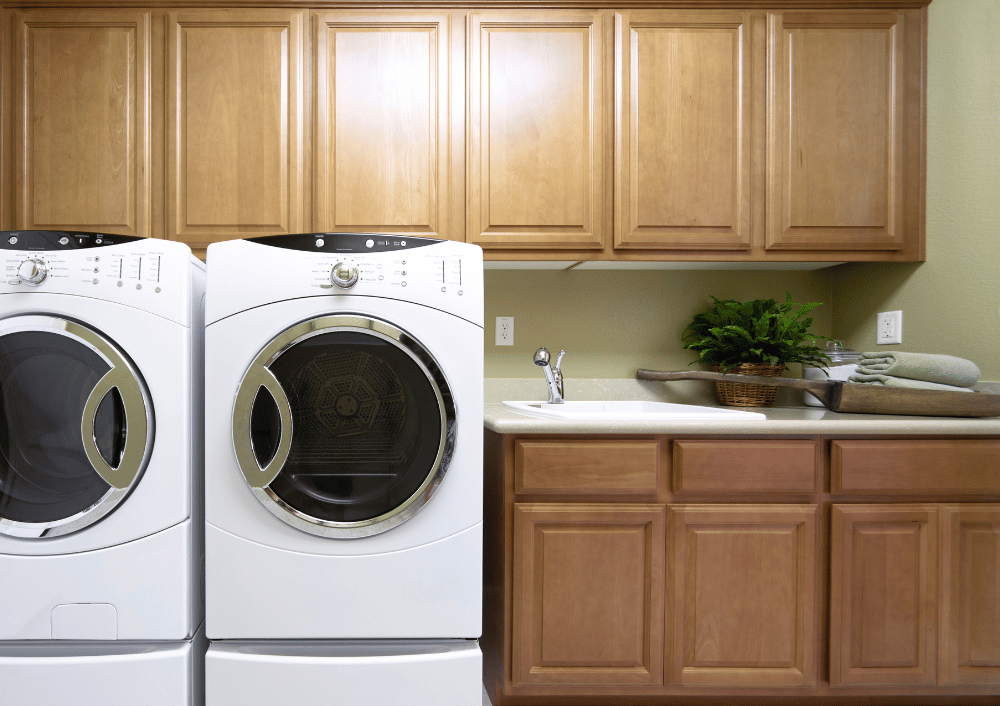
{"left": 330, "top": 261, "right": 359, "bottom": 289}
{"left": 10, "top": 258, "right": 48, "bottom": 286}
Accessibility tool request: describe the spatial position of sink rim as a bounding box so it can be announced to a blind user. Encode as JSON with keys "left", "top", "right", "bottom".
{"left": 501, "top": 399, "right": 767, "bottom": 421}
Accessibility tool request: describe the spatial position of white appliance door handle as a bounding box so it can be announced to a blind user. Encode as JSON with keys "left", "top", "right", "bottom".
{"left": 81, "top": 366, "right": 150, "bottom": 489}
{"left": 232, "top": 366, "right": 293, "bottom": 489}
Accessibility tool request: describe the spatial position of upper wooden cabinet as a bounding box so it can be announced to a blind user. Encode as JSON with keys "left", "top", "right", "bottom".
{"left": 467, "top": 10, "right": 609, "bottom": 250}
{"left": 615, "top": 10, "right": 754, "bottom": 251}
{"left": 1, "top": 2, "right": 928, "bottom": 263}
{"left": 767, "top": 10, "right": 912, "bottom": 253}
{"left": 167, "top": 10, "right": 305, "bottom": 253}
{"left": 313, "top": 11, "right": 462, "bottom": 240}
{"left": 9, "top": 9, "right": 152, "bottom": 237}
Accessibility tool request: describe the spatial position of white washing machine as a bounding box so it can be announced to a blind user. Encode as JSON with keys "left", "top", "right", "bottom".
{"left": 204, "top": 233, "right": 483, "bottom": 705}
{"left": 0, "top": 231, "right": 205, "bottom": 704}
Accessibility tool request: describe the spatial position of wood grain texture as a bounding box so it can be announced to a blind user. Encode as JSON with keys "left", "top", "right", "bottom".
{"left": 939, "top": 504, "right": 1000, "bottom": 686}
{"left": 767, "top": 10, "right": 905, "bottom": 251}
{"left": 0, "top": 1, "right": 939, "bottom": 8}
{"left": 615, "top": 10, "right": 753, "bottom": 250}
{"left": 512, "top": 502, "right": 666, "bottom": 687}
{"left": 830, "top": 504, "right": 938, "bottom": 686}
{"left": 166, "top": 9, "right": 304, "bottom": 249}
{"left": 468, "top": 10, "right": 608, "bottom": 249}
{"left": 672, "top": 439, "right": 816, "bottom": 494}
{"left": 515, "top": 439, "right": 661, "bottom": 495}
{"left": 12, "top": 9, "right": 150, "bottom": 236}
{"left": 832, "top": 440, "right": 1000, "bottom": 495}
{"left": 670, "top": 504, "right": 817, "bottom": 686}
{"left": 314, "top": 11, "right": 458, "bottom": 239}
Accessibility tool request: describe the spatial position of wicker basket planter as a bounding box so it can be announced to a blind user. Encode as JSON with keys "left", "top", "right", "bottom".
{"left": 711, "top": 363, "right": 786, "bottom": 407}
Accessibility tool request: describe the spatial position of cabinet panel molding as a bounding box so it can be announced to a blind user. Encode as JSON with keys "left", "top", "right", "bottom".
{"left": 830, "top": 504, "right": 938, "bottom": 686}
{"left": 515, "top": 438, "right": 662, "bottom": 495}
{"left": 615, "top": 10, "right": 754, "bottom": 250}
{"left": 939, "top": 504, "right": 1000, "bottom": 686}
{"left": 670, "top": 504, "right": 817, "bottom": 686}
{"left": 314, "top": 11, "right": 458, "bottom": 240}
{"left": 167, "top": 9, "right": 305, "bottom": 250}
{"left": 12, "top": 9, "right": 151, "bottom": 237}
{"left": 767, "top": 10, "right": 906, "bottom": 251}
{"left": 468, "top": 10, "right": 608, "bottom": 250}
{"left": 673, "top": 439, "right": 816, "bottom": 494}
{"left": 832, "top": 439, "right": 1000, "bottom": 495}
{"left": 511, "top": 503, "right": 666, "bottom": 687}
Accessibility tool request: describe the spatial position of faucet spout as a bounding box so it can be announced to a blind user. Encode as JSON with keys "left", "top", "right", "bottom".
{"left": 534, "top": 347, "right": 565, "bottom": 404}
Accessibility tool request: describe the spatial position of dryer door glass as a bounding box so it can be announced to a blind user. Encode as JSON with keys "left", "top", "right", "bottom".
{"left": 235, "top": 315, "right": 455, "bottom": 538}
{"left": 269, "top": 330, "right": 441, "bottom": 523}
{"left": 0, "top": 319, "right": 153, "bottom": 538}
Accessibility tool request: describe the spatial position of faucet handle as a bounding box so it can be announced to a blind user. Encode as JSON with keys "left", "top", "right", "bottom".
{"left": 554, "top": 349, "right": 566, "bottom": 371}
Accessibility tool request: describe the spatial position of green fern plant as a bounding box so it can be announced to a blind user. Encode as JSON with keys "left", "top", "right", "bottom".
{"left": 682, "top": 293, "right": 834, "bottom": 372}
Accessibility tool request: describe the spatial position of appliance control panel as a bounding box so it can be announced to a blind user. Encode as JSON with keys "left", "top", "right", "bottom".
{"left": 1, "top": 231, "right": 196, "bottom": 323}
{"left": 208, "top": 234, "right": 483, "bottom": 327}
{"left": 309, "top": 251, "right": 468, "bottom": 295}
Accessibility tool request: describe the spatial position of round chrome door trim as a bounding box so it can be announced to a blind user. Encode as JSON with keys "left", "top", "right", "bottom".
{"left": 232, "top": 314, "right": 457, "bottom": 539}
{"left": 0, "top": 315, "right": 154, "bottom": 539}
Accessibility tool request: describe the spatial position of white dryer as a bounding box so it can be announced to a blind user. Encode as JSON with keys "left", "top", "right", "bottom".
{"left": 0, "top": 231, "right": 204, "bottom": 705}
{"left": 204, "top": 234, "right": 482, "bottom": 705}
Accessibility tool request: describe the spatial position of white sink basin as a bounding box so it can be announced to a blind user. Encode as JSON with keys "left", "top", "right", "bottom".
{"left": 502, "top": 400, "right": 766, "bottom": 421}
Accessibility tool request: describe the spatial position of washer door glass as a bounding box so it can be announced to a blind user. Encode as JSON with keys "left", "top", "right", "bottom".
{"left": 233, "top": 316, "right": 455, "bottom": 538}
{"left": 0, "top": 317, "right": 153, "bottom": 538}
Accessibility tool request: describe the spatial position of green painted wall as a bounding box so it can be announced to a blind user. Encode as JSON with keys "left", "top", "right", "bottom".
{"left": 485, "top": 270, "right": 833, "bottom": 379}
{"left": 827, "top": 0, "right": 1000, "bottom": 379}
{"left": 485, "top": 0, "right": 999, "bottom": 382}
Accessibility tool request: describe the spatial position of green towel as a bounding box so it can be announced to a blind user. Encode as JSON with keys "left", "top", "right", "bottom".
{"left": 848, "top": 372, "right": 974, "bottom": 392}
{"left": 855, "top": 352, "right": 980, "bottom": 388}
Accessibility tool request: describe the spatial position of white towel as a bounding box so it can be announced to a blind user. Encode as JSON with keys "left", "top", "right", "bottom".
{"left": 855, "top": 352, "right": 980, "bottom": 388}
{"left": 848, "top": 372, "right": 974, "bottom": 392}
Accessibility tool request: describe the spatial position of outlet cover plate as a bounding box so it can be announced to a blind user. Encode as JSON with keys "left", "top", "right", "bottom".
{"left": 877, "top": 310, "right": 902, "bottom": 345}
{"left": 495, "top": 316, "right": 514, "bottom": 346}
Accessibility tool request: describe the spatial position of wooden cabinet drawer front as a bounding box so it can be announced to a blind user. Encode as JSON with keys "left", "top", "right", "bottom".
{"left": 832, "top": 440, "right": 1000, "bottom": 495}
{"left": 673, "top": 440, "right": 816, "bottom": 494}
{"left": 514, "top": 439, "right": 661, "bottom": 495}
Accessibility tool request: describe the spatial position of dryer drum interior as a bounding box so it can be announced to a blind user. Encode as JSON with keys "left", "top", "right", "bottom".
{"left": 0, "top": 317, "right": 153, "bottom": 538}
{"left": 235, "top": 315, "right": 456, "bottom": 538}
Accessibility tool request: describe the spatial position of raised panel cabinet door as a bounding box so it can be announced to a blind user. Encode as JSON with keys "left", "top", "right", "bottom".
{"left": 511, "top": 503, "right": 665, "bottom": 687}
{"left": 468, "top": 11, "right": 608, "bottom": 250}
{"left": 767, "top": 11, "right": 910, "bottom": 252}
{"left": 314, "top": 12, "right": 459, "bottom": 241}
{"left": 939, "top": 504, "right": 1000, "bottom": 685}
{"left": 830, "top": 504, "right": 938, "bottom": 686}
{"left": 615, "top": 11, "right": 755, "bottom": 251}
{"left": 167, "top": 9, "right": 305, "bottom": 253}
{"left": 670, "top": 504, "right": 818, "bottom": 686}
{"left": 12, "top": 10, "right": 151, "bottom": 237}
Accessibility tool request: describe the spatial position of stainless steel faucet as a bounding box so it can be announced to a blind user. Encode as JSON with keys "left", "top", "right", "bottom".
{"left": 534, "top": 348, "right": 566, "bottom": 404}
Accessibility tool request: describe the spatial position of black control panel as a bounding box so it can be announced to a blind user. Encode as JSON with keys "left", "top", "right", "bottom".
{"left": 0, "top": 230, "right": 142, "bottom": 251}
{"left": 250, "top": 232, "right": 440, "bottom": 254}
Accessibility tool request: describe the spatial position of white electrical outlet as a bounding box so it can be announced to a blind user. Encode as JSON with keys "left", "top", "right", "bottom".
{"left": 495, "top": 316, "right": 514, "bottom": 346}
{"left": 877, "top": 310, "right": 903, "bottom": 345}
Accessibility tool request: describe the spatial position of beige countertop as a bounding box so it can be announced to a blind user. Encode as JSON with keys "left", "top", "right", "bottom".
{"left": 485, "top": 402, "right": 1000, "bottom": 435}
{"left": 484, "top": 378, "right": 1000, "bottom": 435}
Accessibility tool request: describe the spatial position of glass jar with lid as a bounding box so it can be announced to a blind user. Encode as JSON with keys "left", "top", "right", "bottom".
{"left": 803, "top": 341, "right": 861, "bottom": 406}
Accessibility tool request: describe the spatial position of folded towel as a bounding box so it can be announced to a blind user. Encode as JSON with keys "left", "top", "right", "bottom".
{"left": 848, "top": 372, "right": 974, "bottom": 392}
{"left": 855, "top": 352, "right": 980, "bottom": 388}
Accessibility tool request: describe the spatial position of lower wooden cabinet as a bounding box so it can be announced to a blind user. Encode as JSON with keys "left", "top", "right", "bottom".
{"left": 511, "top": 503, "right": 666, "bottom": 687}
{"left": 830, "top": 504, "right": 939, "bottom": 686}
{"left": 485, "top": 433, "right": 1000, "bottom": 704}
{"left": 671, "top": 504, "right": 817, "bottom": 687}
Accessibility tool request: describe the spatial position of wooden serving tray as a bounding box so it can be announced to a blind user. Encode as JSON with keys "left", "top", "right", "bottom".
{"left": 636, "top": 369, "right": 1000, "bottom": 418}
